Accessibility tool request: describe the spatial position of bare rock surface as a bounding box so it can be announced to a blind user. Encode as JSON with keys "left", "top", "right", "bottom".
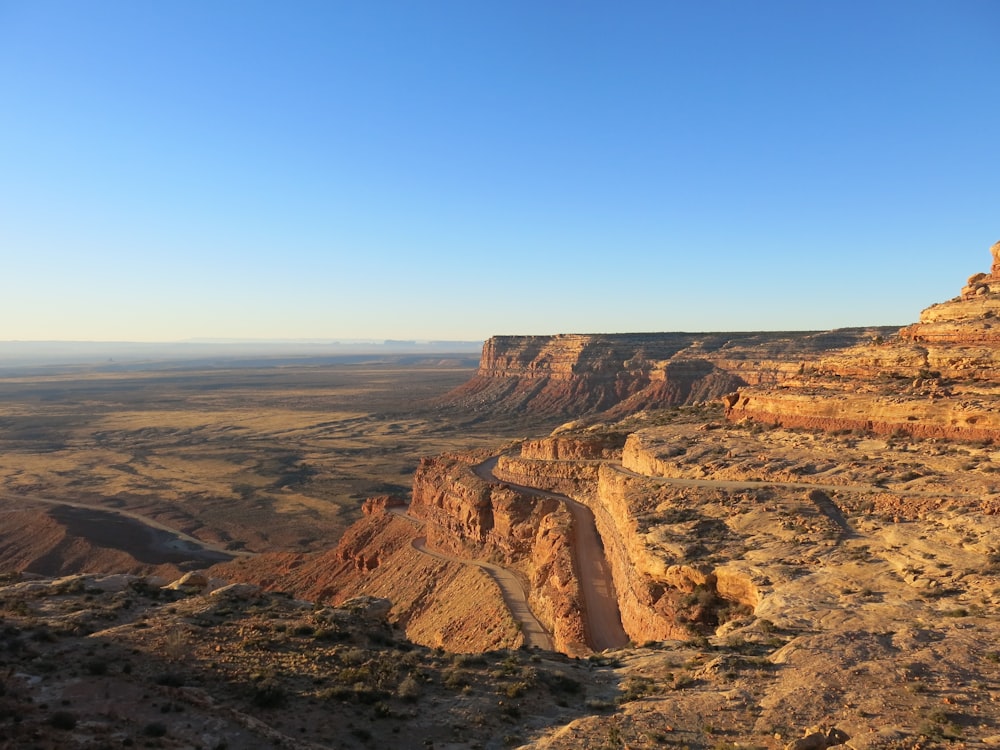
{"left": 440, "top": 329, "right": 895, "bottom": 419}
{"left": 6, "top": 241, "right": 1000, "bottom": 747}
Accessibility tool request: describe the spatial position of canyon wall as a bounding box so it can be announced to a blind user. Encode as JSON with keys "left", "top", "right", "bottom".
{"left": 725, "top": 241, "right": 1000, "bottom": 441}
{"left": 493, "top": 436, "right": 761, "bottom": 644}
{"left": 439, "top": 329, "right": 896, "bottom": 418}
{"left": 408, "top": 454, "right": 588, "bottom": 654}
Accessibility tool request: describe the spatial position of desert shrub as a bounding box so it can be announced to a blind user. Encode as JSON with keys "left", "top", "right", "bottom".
{"left": 671, "top": 673, "right": 695, "bottom": 690}
{"left": 250, "top": 681, "right": 287, "bottom": 708}
{"left": 312, "top": 627, "right": 348, "bottom": 642}
{"left": 337, "top": 665, "right": 372, "bottom": 684}
{"left": 544, "top": 673, "right": 581, "bottom": 694}
{"left": 49, "top": 711, "right": 77, "bottom": 730}
{"left": 143, "top": 721, "right": 168, "bottom": 737}
{"left": 339, "top": 646, "right": 367, "bottom": 665}
{"left": 318, "top": 685, "right": 354, "bottom": 702}
{"left": 504, "top": 680, "right": 530, "bottom": 699}
{"left": 443, "top": 668, "right": 469, "bottom": 690}
{"left": 618, "top": 676, "right": 657, "bottom": 703}
{"left": 452, "top": 652, "right": 487, "bottom": 668}
{"left": 396, "top": 675, "right": 420, "bottom": 702}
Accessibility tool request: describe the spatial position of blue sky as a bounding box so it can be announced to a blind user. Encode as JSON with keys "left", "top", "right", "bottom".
{"left": 1, "top": 1, "right": 998, "bottom": 342}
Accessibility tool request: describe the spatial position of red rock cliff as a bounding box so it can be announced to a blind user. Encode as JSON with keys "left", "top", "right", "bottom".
{"left": 725, "top": 240, "right": 1000, "bottom": 441}
{"left": 409, "top": 453, "right": 588, "bottom": 654}
{"left": 440, "top": 330, "right": 896, "bottom": 418}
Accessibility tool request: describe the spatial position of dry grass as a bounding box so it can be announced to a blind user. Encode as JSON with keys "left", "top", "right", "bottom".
{"left": 0, "top": 359, "right": 534, "bottom": 564}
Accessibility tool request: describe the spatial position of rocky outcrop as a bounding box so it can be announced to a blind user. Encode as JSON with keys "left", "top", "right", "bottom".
{"left": 440, "top": 329, "right": 896, "bottom": 419}
{"left": 212, "top": 509, "right": 526, "bottom": 653}
{"left": 409, "top": 454, "right": 588, "bottom": 654}
{"left": 494, "top": 454, "right": 602, "bottom": 498}
{"left": 493, "top": 439, "right": 761, "bottom": 644}
{"left": 519, "top": 433, "right": 627, "bottom": 461}
{"left": 726, "top": 240, "right": 1000, "bottom": 441}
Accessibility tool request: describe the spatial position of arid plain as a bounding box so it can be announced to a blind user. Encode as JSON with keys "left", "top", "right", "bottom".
{"left": 0, "top": 355, "right": 535, "bottom": 577}
{"left": 5, "top": 244, "right": 1000, "bottom": 749}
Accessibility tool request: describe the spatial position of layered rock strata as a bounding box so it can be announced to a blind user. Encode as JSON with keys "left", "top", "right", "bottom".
{"left": 492, "top": 434, "right": 760, "bottom": 644}
{"left": 441, "top": 329, "right": 896, "bottom": 418}
{"left": 725, "top": 241, "right": 1000, "bottom": 441}
{"left": 409, "top": 453, "right": 588, "bottom": 654}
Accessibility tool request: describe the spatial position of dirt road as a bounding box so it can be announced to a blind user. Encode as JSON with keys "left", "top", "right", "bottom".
{"left": 411, "top": 536, "right": 553, "bottom": 650}
{"left": 474, "top": 458, "right": 629, "bottom": 651}
{"left": 8, "top": 494, "right": 249, "bottom": 565}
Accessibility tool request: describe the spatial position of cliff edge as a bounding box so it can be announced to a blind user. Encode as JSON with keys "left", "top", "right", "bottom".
{"left": 440, "top": 329, "right": 896, "bottom": 419}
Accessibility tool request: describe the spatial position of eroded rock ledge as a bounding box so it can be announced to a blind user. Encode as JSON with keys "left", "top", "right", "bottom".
{"left": 439, "top": 329, "right": 895, "bottom": 419}
{"left": 493, "top": 434, "right": 761, "bottom": 645}
{"left": 725, "top": 240, "right": 1000, "bottom": 441}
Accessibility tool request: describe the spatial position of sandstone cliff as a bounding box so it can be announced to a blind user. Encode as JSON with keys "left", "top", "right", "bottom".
{"left": 408, "top": 453, "right": 587, "bottom": 654}
{"left": 725, "top": 240, "right": 1000, "bottom": 441}
{"left": 439, "top": 329, "right": 896, "bottom": 419}
{"left": 492, "top": 433, "right": 760, "bottom": 645}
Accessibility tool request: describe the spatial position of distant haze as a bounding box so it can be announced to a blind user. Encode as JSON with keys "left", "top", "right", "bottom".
{"left": 1, "top": 3, "right": 997, "bottom": 342}
{"left": 0, "top": 340, "right": 483, "bottom": 372}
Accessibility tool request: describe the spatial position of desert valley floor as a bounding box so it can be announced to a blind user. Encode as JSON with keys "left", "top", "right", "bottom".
{"left": 4, "top": 243, "right": 1000, "bottom": 749}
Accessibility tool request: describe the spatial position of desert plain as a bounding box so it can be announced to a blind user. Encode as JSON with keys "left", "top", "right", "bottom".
{"left": 4, "top": 245, "right": 1000, "bottom": 749}
{"left": 0, "top": 354, "right": 529, "bottom": 576}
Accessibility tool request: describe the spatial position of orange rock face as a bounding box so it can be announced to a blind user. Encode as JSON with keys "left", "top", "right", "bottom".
{"left": 440, "top": 330, "right": 895, "bottom": 418}
{"left": 409, "top": 453, "right": 587, "bottom": 653}
{"left": 726, "top": 240, "right": 1000, "bottom": 441}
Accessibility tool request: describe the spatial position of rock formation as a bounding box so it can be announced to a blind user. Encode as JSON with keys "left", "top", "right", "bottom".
{"left": 725, "top": 241, "right": 1000, "bottom": 440}
{"left": 439, "top": 329, "right": 896, "bottom": 419}
{"left": 408, "top": 453, "right": 588, "bottom": 654}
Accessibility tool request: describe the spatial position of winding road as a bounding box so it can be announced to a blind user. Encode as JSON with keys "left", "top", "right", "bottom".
{"left": 7, "top": 494, "right": 252, "bottom": 564}
{"left": 473, "top": 457, "right": 629, "bottom": 651}
{"left": 410, "top": 535, "right": 553, "bottom": 650}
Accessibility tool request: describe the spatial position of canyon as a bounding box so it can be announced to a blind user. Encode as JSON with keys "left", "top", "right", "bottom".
{"left": 4, "top": 242, "right": 1000, "bottom": 747}
{"left": 209, "top": 239, "right": 1000, "bottom": 747}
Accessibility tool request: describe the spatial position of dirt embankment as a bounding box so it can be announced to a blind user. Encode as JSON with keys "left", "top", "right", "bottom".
{"left": 212, "top": 508, "right": 526, "bottom": 654}
{"left": 409, "top": 453, "right": 589, "bottom": 654}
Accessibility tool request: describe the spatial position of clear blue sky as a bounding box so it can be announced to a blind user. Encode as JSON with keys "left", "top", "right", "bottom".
{"left": 1, "top": 1, "right": 998, "bottom": 342}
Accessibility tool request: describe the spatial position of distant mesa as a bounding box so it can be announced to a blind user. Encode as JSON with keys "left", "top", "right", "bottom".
{"left": 437, "top": 329, "right": 896, "bottom": 420}
{"left": 725, "top": 239, "right": 1000, "bottom": 441}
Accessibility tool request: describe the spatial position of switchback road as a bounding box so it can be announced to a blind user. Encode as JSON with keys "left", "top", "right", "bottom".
{"left": 411, "top": 536, "right": 553, "bottom": 650}
{"left": 474, "top": 457, "right": 629, "bottom": 652}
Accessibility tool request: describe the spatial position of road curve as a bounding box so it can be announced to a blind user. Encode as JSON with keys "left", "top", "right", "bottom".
{"left": 8, "top": 494, "right": 252, "bottom": 562}
{"left": 474, "top": 457, "right": 629, "bottom": 651}
{"left": 410, "top": 536, "right": 553, "bottom": 650}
